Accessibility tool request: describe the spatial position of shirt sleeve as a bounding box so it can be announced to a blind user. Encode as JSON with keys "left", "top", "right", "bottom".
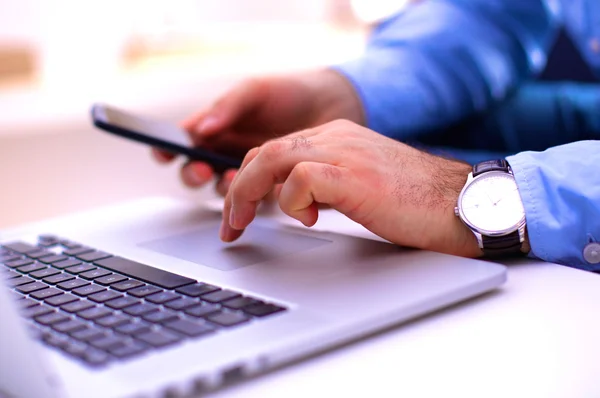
{"left": 506, "top": 141, "right": 600, "bottom": 270}
{"left": 333, "top": 0, "right": 558, "bottom": 140}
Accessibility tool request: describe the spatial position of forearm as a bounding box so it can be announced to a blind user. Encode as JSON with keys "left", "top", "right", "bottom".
{"left": 507, "top": 141, "right": 600, "bottom": 269}
{"left": 333, "top": 0, "right": 556, "bottom": 140}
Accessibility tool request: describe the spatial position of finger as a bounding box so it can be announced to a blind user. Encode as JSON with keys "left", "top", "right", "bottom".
{"left": 192, "top": 79, "right": 266, "bottom": 137}
{"left": 152, "top": 148, "right": 176, "bottom": 164}
{"left": 180, "top": 162, "right": 214, "bottom": 188}
{"left": 179, "top": 110, "right": 208, "bottom": 133}
{"left": 278, "top": 162, "right": 347, "bottom": 227}
{"left": 229, "top": 133, "right": 335, "bottom": 229}
{"left": 215, "top": 169, "right": 238, "bottom": 197}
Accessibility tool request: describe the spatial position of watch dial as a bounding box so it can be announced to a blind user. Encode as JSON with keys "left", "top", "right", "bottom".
{"left": 460, "top": 172, "right": 525, "bottom": 233}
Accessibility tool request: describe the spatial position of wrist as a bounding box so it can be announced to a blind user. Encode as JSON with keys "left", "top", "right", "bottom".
{"left": 300, "top": 68, "right": 365, "bottom": 126}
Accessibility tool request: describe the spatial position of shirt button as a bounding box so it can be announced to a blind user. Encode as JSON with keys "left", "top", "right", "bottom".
{"left": 583, "top": 242, "right": 600, "bottom": 264}
{"left": 590, "top": 38, "right": 600, "bottom": 54}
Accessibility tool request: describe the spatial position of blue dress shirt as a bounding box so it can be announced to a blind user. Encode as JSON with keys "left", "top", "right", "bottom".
{"left": 334, "top": 0, "right": 600, "bottom": 269}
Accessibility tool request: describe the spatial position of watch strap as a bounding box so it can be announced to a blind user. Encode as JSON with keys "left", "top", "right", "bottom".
{"left": 481, "top": 230, "right": 523, "bottom": 257}
{"left": 472, "top": 159, "right": 510, "bottom": 177}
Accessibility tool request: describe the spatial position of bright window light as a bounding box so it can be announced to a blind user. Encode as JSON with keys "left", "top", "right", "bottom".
{"left": 350, "top": 0, "right": 410, "bottom": 24}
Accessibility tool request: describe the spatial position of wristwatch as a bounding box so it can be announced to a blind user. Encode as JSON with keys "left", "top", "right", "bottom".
{"left": 455, "top": 159, "right": 527, "bottom": 256}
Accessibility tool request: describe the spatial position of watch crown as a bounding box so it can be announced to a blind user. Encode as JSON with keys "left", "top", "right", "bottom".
{"left": 454, "top": 206, "right": 459, "bottom": 216}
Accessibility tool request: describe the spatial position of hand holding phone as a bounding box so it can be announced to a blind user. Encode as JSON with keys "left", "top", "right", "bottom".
{"left": 91, "top": 103, "right": 242, "bottom": 172}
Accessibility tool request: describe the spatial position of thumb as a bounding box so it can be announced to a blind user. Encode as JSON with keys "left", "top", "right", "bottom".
{"left": 194, "top": 79, "right": 266, "bottom": 137}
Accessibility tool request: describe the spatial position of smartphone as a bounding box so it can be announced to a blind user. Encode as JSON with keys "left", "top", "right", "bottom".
{"left": 91, "top": 103, "right": 242, "bottom": 172}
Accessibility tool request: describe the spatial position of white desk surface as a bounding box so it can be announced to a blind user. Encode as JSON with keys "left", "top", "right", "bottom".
{"left": 205, "top": 202, "right": 600, "bottom": 398}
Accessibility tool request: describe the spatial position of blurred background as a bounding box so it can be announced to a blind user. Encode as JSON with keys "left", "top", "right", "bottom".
{"left": 0, "top": 0, "right": 410, "bottom": 229}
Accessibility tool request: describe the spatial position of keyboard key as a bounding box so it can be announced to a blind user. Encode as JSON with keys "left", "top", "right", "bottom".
{"left": 65, "top": 264, "right": 97, "bottom": 275}
{"left": 38, "top": 234, "right": 59, "bottom": 242}
{"left": 3, "top": 269, "right": 21, "bottom": 279}
{"left": 244, "top": 303, "right": 286, "bottom": 317}
{"left": 222, "top": 296, "right": 262, "bottom": 310}
{"left": 136, "top": 330, "right": 182, "bottom": 348}
{"left": 95, "top": 313, "right": 131, "bottom": 328}
{"left": 61, "top": 241, "right": 83, "bottom": 250}
{"left": 105, "top": 296, "right": 140, "bottom": 310}
{"left": 201, "top": 290, "right": 241, "bottom": 304}
{"left": 35, "top": 312, "right": 70, "bottom": 326}
{"left": 145, "top": 291, "right": 181, "bottom": 304}
{"left": 43, "top": 333, "right": 70, "bottom": 349}
{"left": 57, "top": 279, "right": 90, "bottom": 290}
{"left": 45, "top": 294, "right": 78, "bottom": 307}
{"left": 78, "top": 307, "right": 112, "bottom": 320}
{"left": 95, "top": 274, "right": 127, "bottom": 286}
{"left": 19, "top": 297, "right": 39, "bottom": 309}
{"left": 176, "top": 283, "right": 220, "bottom": 297}
{"left": 79, "top": 269, "right": 111, "bottom": 280}
{"left": 110, "top": 279, "right": 144, "bottom": 292}
{"left": 128, "top": 285, "right": 162, "bottom": 298}
{"left": 52, "top": 319, "right": 88, "bottom": 334}
{"left": 88, "top": 290, "right": 122, "bottom": 303}
{"left": 26, "top": 250, "right": 54, "bottom": 259}
{"left": 142, "top": 310, "right": 179, "bottom": 324}
{"left": 77, "top": 251, "right": 112, "bottom": 262}
{"left": 16, "top": 263, "right": 46, "bottom": 274}
{"left": 63, "top": 247, "right": 93, "bottom": 256}
{"left": 72, "top": 327, "right": 107, "bottom": 342}
{"left": 95, "top": 257, "right": 196, "bottom": 289}
{"left": 23, "top": 305, "right": 54, "bottom": 318}
{"left": 7, "top": 276, "right": 35, "bottom": 287}
{"left": 3, "top": 242, "right": 38, "bottom": 254}
{"left": 0, "top": 254, "right": 22, "bottom": 263}
{"left": 61, "top": 300, "right": 95, "bottom": 313}
{"left": 90, "top": 335, "right": 127, "bottom": 351}
{"left": 30, "top": 268, "right": 60, "bottom": 279}
{"left": 43, "top": 273, "right": 75, "bottom": 284}
{"left": 115, "top": 321, "right": 152, "bottom": 336}
{"left": 82, "top": 349, "right": 110, "bottom": 367}
{"left": 109, "top": 341, "right": 147, "bottom": 359}
{"left": 16, "top": 281, "right": 49, "bottom": 294}
{"left": 30, "top": 287, "right": 63, "bottom": 300}
{"left": 62, "top": 341, "right": 88, "bottom": 358}
{"left": 207, "top": 312, "right": 250, "bottom": 327}
{"left": 164, "top": 297, "right": 200, "bottom": 311}
{"left": 72, "top": 284, "right": 105, "bottom": 297}
{"left": 165, "top": 319, "right": 215, "bottom": 337}
{"left": 184, "top": 303, "right": 220, "bottom": 318}
{"left": 52, "top": 259, "right": 82, "bottom": 269}
{"left": 39, "top": 255, "right": 68, "bottom": 264}
{"left": 37, "top": 239, "right": 59, "bottom": 248}
{"left": 5, "top": 259, "right": 34, "bottom": 268}
{"left": 123, "top": 303, "right": 160, "bottom": 317}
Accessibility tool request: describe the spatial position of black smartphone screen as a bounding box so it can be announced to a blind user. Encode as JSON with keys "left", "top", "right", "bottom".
{"left": 91, "top": 104, "right": 241, "bottom": 171}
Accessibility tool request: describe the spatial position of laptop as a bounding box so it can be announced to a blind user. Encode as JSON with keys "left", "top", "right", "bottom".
{"left": 0, "top": 197, "right": 506, "bottom": 398}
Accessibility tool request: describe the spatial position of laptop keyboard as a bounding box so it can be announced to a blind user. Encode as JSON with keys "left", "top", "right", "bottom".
{"left": 1, "top": 235, "right": 286, "bottom": 367}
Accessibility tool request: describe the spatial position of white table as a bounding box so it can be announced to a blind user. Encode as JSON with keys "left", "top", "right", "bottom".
{"left": 204, "top": 201, "right": 600, "bottom": 398}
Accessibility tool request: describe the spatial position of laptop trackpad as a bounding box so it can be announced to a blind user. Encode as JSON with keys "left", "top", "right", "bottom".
{"left": 139, "top": 223, "right": 331, "bottom": 271}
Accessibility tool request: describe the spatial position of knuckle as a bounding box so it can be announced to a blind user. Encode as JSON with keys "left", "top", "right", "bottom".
{"left": 320, "top": 164, "right": 342, "bottom": 180}
{"left": 260, "top": 140, "right": 287, "bottom": 161}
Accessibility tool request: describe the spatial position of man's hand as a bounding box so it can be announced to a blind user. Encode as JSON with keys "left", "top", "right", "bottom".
{"left": 220, "top": 120, "right": 483, "bottom": 258}
{"left": 152, "top": 69, "right": 363, "bottom": 196}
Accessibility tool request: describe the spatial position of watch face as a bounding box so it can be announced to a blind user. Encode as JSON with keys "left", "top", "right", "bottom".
{"left": 459, "top": 172, "right": 525, "bottom": 234}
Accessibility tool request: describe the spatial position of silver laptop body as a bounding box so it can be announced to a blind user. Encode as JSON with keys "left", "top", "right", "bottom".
{"left": 0, "top": 197, "right": 506, "bottom": 398}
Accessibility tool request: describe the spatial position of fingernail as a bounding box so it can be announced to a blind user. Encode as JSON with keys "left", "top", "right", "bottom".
{"left": 183, "top": 166, "right": 205, "bottom": 186}
{"left": 229, "top": 207, "right": 236, "bottom": 228}
{"left": 197, "top": 116, "right": 219, "bottom": 133}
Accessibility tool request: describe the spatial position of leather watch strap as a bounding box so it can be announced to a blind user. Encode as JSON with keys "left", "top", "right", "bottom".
{"left": 472, "top": 159, "right": 510, "bottom": 177}
{"left": 481, "top": 230, "right": 522, "bottom": 257}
